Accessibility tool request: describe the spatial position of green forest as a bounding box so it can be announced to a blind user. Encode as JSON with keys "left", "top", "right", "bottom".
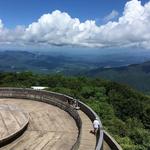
{"left": 0, "top": 72, "right": 150, "bottom": 150}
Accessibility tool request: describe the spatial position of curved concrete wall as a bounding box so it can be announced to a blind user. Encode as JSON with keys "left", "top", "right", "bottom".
{"left": 0, "top": 120, "right": 29, "bottom": 148}
{"left": 0, "top": 88, "right": 82, "bottom": 150}
{"left": 103, "top": 131, "right": 122, "bottom": 150}
{"left": 0, "top": 88, "right": 122, "bottom": 150}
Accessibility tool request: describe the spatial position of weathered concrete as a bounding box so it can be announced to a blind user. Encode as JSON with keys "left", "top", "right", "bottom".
{"left": 0, "top": 88, "right": 122, "bottom": 150}
{"left": 103, "top": 131, "right": 123, "bottom": 150}
{"left": 0, "top": 104, "right": 29, "bottom": 147}
{"left": 78, "top": 110, "right": 96, "bottom": 150}
{"left": 103, "top": 141, "right": 111, "bottom": 150}
{"left": 0, "top": 99, "right": 78, "bottom": 150}
{"left": 0, "top": 104, "right": 28, "bottom": 140}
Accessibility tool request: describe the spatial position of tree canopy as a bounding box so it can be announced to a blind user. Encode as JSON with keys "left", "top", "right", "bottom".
{"left": 0, "top": 72, "right": 150, "bottom": 150}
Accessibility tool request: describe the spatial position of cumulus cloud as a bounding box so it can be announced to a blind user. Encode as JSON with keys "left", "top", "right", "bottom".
{"left": 104, "top": 10, "right": 119, "bottom": 21}
{"left": 0, "top": 0, "right": 150, "bottom": 49}
{"left": 0, "top": 19, "right": 3, "bottom": 29}
{"left": 23, "top": 10, "right": 100, "bottom": 47}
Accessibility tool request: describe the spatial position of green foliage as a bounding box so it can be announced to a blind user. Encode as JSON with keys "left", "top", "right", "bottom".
{"left": 0, "top": 72, "right": 150, "bottom": 149}
{"left": 87, "top": 60, "right": 150, "bottom": 93}
{"left": 115, "top": 136, "right": 143, "bottom": 150}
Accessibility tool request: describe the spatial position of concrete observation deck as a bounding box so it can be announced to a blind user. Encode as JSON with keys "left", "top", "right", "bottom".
{"left": 0, "top": 98, "right": 97, "bottom": 150}
{"left": 0, "top": 98, "right": 78, "bottom": 150}
{"left": 0, "top": 88, "right": 122, "bottom": 150}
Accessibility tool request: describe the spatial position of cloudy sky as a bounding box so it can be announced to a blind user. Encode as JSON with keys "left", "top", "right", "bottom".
{"left": 0, "top": 0, "right": 150, "bottom": 51}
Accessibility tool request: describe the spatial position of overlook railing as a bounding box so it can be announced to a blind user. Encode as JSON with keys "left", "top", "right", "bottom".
{"left": 0, "top": 88, "right": 122, "bottom": 150}
{"left": 103, "top": 130, "right": 123, "bottom": 150}
{"left": 0, "top": 88, "right": 82, "bottom": 150}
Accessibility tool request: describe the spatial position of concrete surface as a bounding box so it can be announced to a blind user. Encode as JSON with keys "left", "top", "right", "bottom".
{"left": 0, "top": 98, "right": 78, "bottom": 150}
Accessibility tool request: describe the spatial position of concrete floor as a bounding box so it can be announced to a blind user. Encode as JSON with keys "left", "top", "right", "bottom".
{"left": 0, "top": 104, "right": 29, "bottom": 141}
{"left": 0, "top": 98, "right": 78, "bottom": 150}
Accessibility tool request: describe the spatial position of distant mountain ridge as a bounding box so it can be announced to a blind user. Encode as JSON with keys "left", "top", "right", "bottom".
{"left": 1, "top": 50, "right": 150, "bottom": 92}
{"left": 86, "top": 61, "right": 150, "bottom": 92}
{"left": 0, "top": 50, "right": 69, "bottom": 73}
{"left": 0, "top": 50, "right": 101, "bottom": 74}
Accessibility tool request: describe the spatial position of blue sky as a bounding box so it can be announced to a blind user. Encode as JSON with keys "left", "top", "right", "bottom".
{"left": 0, "top": 0, "right": 127, "bottom": 28}
{"left": 0, "top": 0, "right": 150, "bottom": 51}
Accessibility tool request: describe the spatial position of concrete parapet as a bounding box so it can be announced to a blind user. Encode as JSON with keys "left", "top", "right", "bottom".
{"left": 0, "top": 88, "right": 82, "bottom": 150}
{"left": 0, "top": 88, "right": 122, "bottom": 150}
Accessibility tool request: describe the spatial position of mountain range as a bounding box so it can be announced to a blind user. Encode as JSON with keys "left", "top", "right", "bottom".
{"left": 1, "top": 50, "right": 150, "bottom": 92}
{"left": 86, "top": 61, "right": 150, "bottom": 93}
{"left": 0, "top": 50, "right": 93, "bottom": 74}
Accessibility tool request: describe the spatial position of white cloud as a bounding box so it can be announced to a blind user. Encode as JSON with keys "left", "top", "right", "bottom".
{"left": 104, "top": 10, "right": 119, "bottom": 21}
{"left": 1, "top": 0, "right": 150, "bottom": 50}
{"left": 0, "top": 19, "right": 3, "bottom": 29}
{"left": 23, "top": 10, "right": 99, "bottom": 47}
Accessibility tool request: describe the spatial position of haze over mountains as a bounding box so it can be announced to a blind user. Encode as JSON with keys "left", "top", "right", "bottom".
{"left": 86, "top": 61, "right": 150, "bottom": 93}
{"left": 0, "top": 50, "right": 97, "bottom": 74}
{"left": 1, "top": 50, "right": 150, "bottom": 73}
{"left": 1, "top": 50, "right": 150, "bottom": 92}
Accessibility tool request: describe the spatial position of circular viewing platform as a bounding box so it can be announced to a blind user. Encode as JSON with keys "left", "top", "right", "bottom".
{"left": 0, "top": 98, "right": 78, "bottom": 150}
{"left": 0, "top": 88, "right": 122, "bottom": 150}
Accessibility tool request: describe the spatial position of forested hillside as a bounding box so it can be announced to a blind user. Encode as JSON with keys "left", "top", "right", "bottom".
{"left": 0, "top": 72, "right": 150, "bottom": 150}
{"left": 0, "top": 51, "right": 95, "bottom": 74}
{"left": 86, "top": 61, "right": 150, "bottom": 93}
